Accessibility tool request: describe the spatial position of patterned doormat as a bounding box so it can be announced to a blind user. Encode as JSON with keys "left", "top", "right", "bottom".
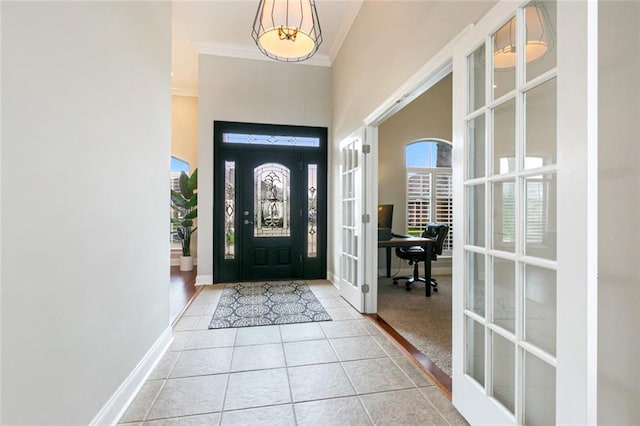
{"left": 208, "top": 281, "right": 332, "bottom": 329}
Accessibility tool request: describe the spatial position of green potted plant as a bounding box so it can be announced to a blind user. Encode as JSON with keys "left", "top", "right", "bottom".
{"left": 171, "top": 168, "right": 198, "bottom": 271}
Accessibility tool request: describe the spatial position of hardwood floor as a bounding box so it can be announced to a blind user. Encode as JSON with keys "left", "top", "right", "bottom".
{"left": 367, "top": 313, "right": 452, "bottom": 398}
{"left": 170, "top": 265, "right": 199, "bottom": 325}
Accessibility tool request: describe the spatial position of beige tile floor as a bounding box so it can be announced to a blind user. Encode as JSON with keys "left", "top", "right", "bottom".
{"left": 118, "top": 281, "right": 467, "bottom": 425}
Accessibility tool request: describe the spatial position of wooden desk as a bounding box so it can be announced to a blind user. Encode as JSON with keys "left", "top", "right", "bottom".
{"left": 378, "top": 235, "right": 436, "bottom": 297}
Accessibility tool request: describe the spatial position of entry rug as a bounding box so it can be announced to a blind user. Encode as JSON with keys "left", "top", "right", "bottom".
{"left": 208, "top": 281, "right": 332, "bottom": 329}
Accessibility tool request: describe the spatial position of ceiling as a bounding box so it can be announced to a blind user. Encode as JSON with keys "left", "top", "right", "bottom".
{"left": 171, "top": 0, "right": 364, "bottom": 96}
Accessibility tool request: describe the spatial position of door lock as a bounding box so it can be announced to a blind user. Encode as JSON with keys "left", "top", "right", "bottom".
{"left": 244, "top": 219, "right": 254, "bottom": 225}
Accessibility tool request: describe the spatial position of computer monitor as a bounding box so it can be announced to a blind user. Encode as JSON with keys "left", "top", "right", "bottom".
{"left": 378, "top": 204, "right": 394, "bottom": 230}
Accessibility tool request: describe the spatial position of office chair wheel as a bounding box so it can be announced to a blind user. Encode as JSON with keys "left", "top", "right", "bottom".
{"left": 405, "top": 286, "right": 411, "bottom": 291}
{"left": 392, "top": 279, "right": 398, "bottom": 286}
{"left": 433, "top": 287, "right": 438, "bottom": 292}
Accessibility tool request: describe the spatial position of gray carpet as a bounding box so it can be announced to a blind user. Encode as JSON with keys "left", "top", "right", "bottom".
{"left": 377, "top": 275, "right": 452, "bottom": 376}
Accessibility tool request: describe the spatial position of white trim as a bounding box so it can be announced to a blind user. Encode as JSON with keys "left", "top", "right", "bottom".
{"left": 193, "top": 41, "right": 332, "bottom": 67}
{"left": 91, "top": 327, "right": 173, "bottom": 426}
{"left": 195, "top": 274, "right": 213, "bottom": 286}
{"left": 363, "top": 125, "right": 378, "bottom": 313}
{"left": 328, "top": 1, "right": 364, "bottom": 63}
{"left": 361, "top": 24, "right": 474, "bottom": 315}
{"left": 327, "top": 271, "right": 339, "bottom": 287}
{"left": 586, "top": 0, "right": 599, "bottom": 422}
{"left": 363, "top": 23, "right": 474, "bottom": 127}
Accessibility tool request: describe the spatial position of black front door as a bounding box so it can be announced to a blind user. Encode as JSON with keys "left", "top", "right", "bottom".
{"left": 240, "top": 151, "right": 302, "bottom": 280}
{"left": 213, "top": 121, "right": 327, "bottom": 283}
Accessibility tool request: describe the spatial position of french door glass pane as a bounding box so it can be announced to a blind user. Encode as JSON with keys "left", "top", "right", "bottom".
{"left": 467, "top": 114, "right": 486, "bottom": 179}
{"left": 493, "top": 99, "right": 516, "bottom": 175}
{"left": 525, "top": 173, "right": 556, "bottom": 260}
{"left": 224, "top": 161, "right": 236, "bottom": 259}
{"left": 467, "top": 184, "right": 485, "bottom": 247}
{"left": 492, "top": 331, "right": 515, "bottom": 414}
{"left": 468, "top": 45, "right": 486, "bottom": 113}
{"left": 525, "top": 1, "right": 557, "bottom": 82}
{"left": 466, "top": 316, "right": 486, "bottom": 386}
{"left": 492, "top": 180, "right": 516, "bottom": 252}
{"left": 254, "top": 163, "right": 290, "bottom": 237}
{"left": 493, "top": 257, "right": 516, "bottom": 333}
{"left": 525, "top": 264, "right": 557, "bottom": 356}
{"left": 466, "top": 251, "right": 485, "bottom": 316}
{"left": 493, "top": 16, "right": 516, "bottom": 99}
{"left": 524, "top": 352, "right": 556, "bottom": 426}
{"left": 525, "top": 78, "right": 557, "bottom": 169}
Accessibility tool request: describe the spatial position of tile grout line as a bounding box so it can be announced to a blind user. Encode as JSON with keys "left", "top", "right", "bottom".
{"left": 417, "top": 387, "right": 455, "bottom": 426}
{"left": 277, "top": 324, "right": 299, "bottom": 425}
{"left": 216, "top": 308, "right": 240, "bottom": 423}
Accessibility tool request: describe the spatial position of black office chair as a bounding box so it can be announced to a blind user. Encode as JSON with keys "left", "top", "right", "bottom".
{"left": 392, "top": 223, "right": 449, "bottom": 293}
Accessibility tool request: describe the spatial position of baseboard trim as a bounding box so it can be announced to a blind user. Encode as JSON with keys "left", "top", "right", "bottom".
{"left": 327, "top": 272, "right": 339, "bottom": 288}
{"left": 90, "top": 326, "right": 173, "bottom": 426}
{"left": 195, "top": 274, "right": 213, "bottom": 286}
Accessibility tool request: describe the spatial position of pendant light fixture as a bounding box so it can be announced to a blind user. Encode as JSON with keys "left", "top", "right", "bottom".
{"left": 252, "top": 0, "right": 323, "bottom": 62}
{"left": 493, "top": 2, "right": 553, "bottom": 69}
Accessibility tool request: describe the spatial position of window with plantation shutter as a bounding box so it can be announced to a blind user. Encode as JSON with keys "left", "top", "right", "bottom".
{"left": 407, "top": 171, "right": 432, "bottom": 236}
{"left": 405, "top": 140, "right": 453, "bottom": 255}
{"left": 435, "top": 172, "right": 453, "bottom": 251}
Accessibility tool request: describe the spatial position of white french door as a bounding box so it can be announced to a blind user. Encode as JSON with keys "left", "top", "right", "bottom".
{"left": 452, "top": 0, "right": 596, "bottom": 424}
{"left": 338, "top": 129, "right": 366, "bottom": 312}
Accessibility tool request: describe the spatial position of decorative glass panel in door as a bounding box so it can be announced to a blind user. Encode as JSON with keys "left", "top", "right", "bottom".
{"left": 254, "top": 163, "right": 290, "bottom": 238}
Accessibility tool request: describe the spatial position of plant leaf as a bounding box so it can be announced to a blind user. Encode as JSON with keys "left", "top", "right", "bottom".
{"left": 187, "top": 168, "right": 198, "bottom": 191}
{"left": 179, "top": 171, "right": 194, "bottom": 199}
{"left": 187, "top": 193, "right": 198, "bottom": 208}
{"left": 182, "top": 219, "right": 193, "bottom": 227}
{"left": 184, "top": 209, "right": 198, "bottom": 220}
{"left": 171, "top": 190, "right": 188, "bottom": 208}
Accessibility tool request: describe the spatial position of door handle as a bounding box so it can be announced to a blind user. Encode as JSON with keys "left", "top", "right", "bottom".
{"left": 244, "top": 219, "right": 254, "bottom": 225}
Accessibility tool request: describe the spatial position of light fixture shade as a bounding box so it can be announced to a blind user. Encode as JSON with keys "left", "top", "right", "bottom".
{"left": 252, "top": 0, "right": 323, "bottom": 62}
{"left": 493, "top": 2, "right": 552, "bottom": 69}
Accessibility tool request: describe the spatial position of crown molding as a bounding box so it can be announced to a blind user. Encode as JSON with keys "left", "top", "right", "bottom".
{"left": 328, "top": 0, "right": 364, "bottom": 63}
{"left": 193, "top": 40, "right": 332, "bottom": 67}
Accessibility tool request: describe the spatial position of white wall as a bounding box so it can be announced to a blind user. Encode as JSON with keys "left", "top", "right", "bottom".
{"left": 197, "top": 55, "right": 331, "bottom": 283}
{"left": 1, "top": 2, "right": 172, "bottom": 423}
{"left": 598, "top": 2, "right": 640, "bottom": 423}
{"left": 330, "top": 1, "right": 494, "bottom": 280}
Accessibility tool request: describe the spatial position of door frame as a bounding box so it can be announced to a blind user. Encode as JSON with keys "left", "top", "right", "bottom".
{"left": 360, "top": 25, "right": 474, "bottom": 314}
{"left": 213, "top": 121, "right": 328, "bottom": 283}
